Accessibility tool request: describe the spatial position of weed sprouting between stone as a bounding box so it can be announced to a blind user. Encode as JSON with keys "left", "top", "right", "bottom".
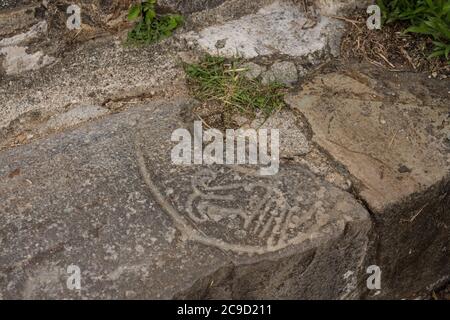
{"left": 185, "top": 55, "right": 287, "bottom": 124}
{"left": 127, "top": 0, "right": 183, "bottom": 45}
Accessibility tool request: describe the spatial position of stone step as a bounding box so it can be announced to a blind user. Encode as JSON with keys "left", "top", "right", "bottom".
{"left": 285, "top": 68, "right": 450, "bottom": 298}
{"left": 0, "top": 0, "right": 361, "bottom": 149}
{"left": 0, "top": 98, "right": 373, "bottom": 299}
{"left": 0, "top": 65, "right": 448, "bottom": 299}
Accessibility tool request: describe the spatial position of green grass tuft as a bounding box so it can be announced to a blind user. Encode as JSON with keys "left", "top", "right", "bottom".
{"left": 185, "top": 56, "right": 287, "bottom": 121}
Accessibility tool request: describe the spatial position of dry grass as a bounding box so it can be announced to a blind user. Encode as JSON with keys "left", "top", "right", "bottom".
{"left": 340, "top": 14, "right": 450, "bottom": 76}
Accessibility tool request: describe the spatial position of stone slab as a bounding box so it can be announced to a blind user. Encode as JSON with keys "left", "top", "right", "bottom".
{"left": 286, "top": 71, "right": 449, "bottom": 212}
{"left": 0, "top": 98, "right": 372, "bottom": 299}
{"left": 286, "top": 70, "right": 450, "bottom": 298}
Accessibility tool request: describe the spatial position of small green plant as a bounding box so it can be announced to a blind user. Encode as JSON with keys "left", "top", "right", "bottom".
{"left": 185, "top": 56, "right": 286, "bottom": 121}
{"left": 127, "top": 0, "right": 183, "bottom": 45}
{"left": 377, "top": 0, "right": 450, "bottom": 61}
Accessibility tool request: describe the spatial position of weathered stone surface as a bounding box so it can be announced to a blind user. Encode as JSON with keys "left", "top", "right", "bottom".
{"left": 0, "top": 37, "right": 185, "bottom": 147}
{"left": 262, "top": 61, "right": 299, "bottom": 86}
{"left": 0, "top": 98, "right": 372, "bottom": 299}
{"left": 286, "top": 71, "right": 449, "bottom": 212}
{"left": 0, "top": 0, "right": 35, "bottom": 11}
{"left": 0, "top": 0, "right": 138, "bottom": 77}
{"left": 0, "top": 3, "right": 54, "bottom": 75}
{"left": 158, "top": 0, "right": 228, "bottom": 14}
{"left": 184, "top": 1, "right": 345, "bottom": 59}
{"left": 241, "top": 62, "right": 265, "bottom": 80}
{"left": 0, "top": 20, "right": 56, "bottom": 75}
{"left": 247, "top": 109, "right": 311, "bottom": 159}
{"left": 0, "top": 44, "right": 55, "bottom": 75}
{"left": 314, "top": 0, "right": 373, "bottom": 15}
{"left": 0, "top": 0, "right": 447, "bottom": 300}
{"left": 42, "top": 104, "right": 108, "bottom": 132}
{"left": 286, "top": 70, "right": 450, "bottom": 298}
{"left": 0, "top": 2, "right": 41, "bottom": 37}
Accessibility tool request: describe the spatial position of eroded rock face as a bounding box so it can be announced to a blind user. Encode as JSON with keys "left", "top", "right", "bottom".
{"left": 1, "top": 0, "right": 448, "bottom": 300}
{"left": 286, "top": 70, "right": 450, "bottom": 298}
{"left": 0, "top": 0, "right": 366, "bottom": 77}
{"left": 286, "top": 72, "right": 449, "bottom": 214}
{"left": 0, "top": 37, "right": 184, "bottom": 144}
{"left": 0, "top": 98, "right": 373, "bottom": 299}
{"left": 0, "top": 20, "right": 56, "bottom": 75}
{"left": 0, "top": 2, "right": 41, "bottom": 37}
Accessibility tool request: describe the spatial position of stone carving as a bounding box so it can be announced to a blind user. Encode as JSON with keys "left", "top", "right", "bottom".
{"left": 136, "top": 139, "right": 348, "bottom": 255}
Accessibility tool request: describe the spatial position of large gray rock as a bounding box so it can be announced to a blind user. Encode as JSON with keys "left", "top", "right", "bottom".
{"left": 286, "top": 70, "right": 450, "bottom": 298}
{"left": 0, "top": 37, "right": 184, "bottom": 149}
{"left": 183, "top": 1, "right": 346, "bottom": 59}
{"left": 0, "top": 98, "right": 373, "bottom": 299}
